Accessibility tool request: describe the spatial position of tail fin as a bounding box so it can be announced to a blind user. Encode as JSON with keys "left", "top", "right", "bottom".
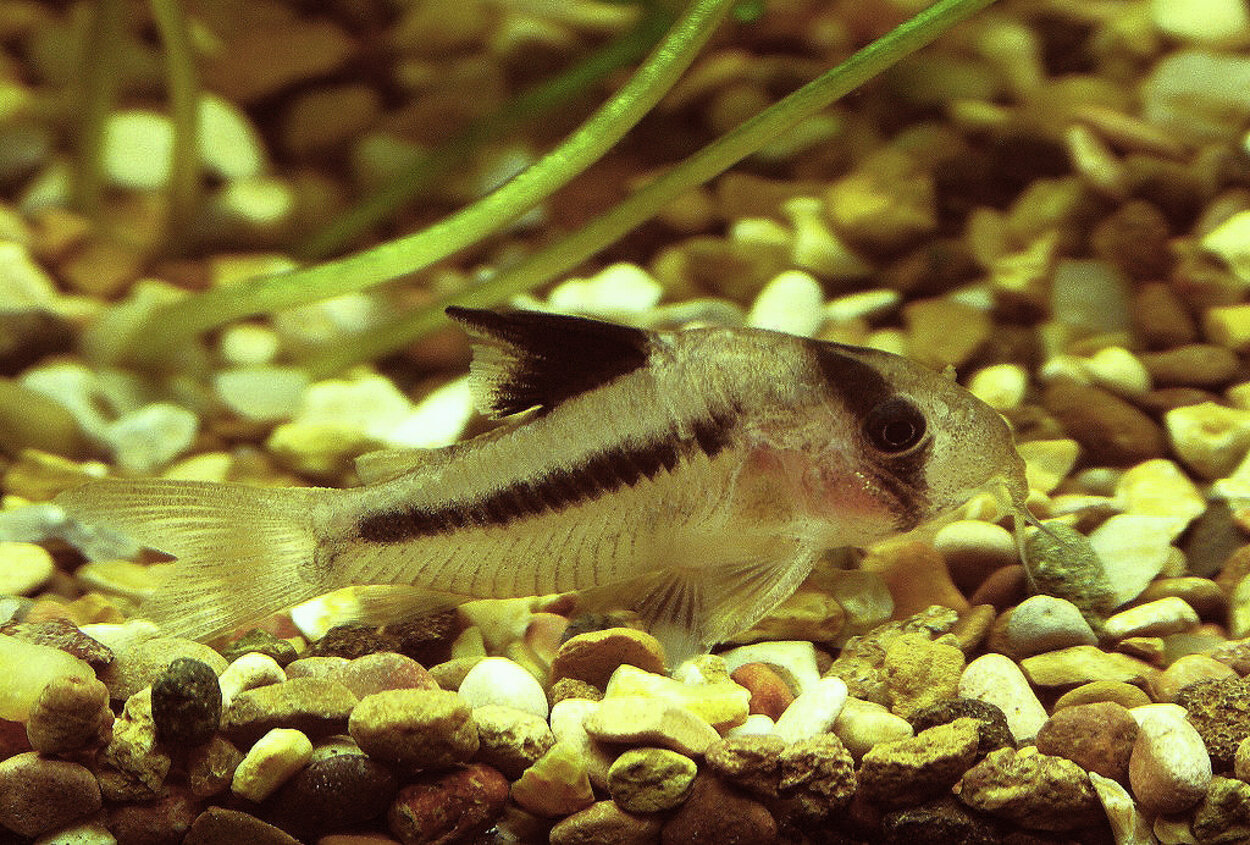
{"left": 56, "top": 479, "right": 336, "bottom": 643}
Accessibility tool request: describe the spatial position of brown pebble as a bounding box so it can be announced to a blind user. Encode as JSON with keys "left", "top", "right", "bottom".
{"left": 26, "top": 674, "right": 113, "bottom": 754}
{"left": 968, "top": 564, "right": 1027, "bottom": 610}
{"left": 387, "top": 763, "right": 508, "bottom": 845}
{"left": 550, "top": 799, "right": 663, "bottom": 845}
{"left": 0, "top": 751, "right": 102, "bottom": 837}
{"left": 730, "top": 663, "right": 794, "bottom": 721}
{"left": 1139, "top": 344, "right": 1239, "bottom": 388}
{"left": 551, "top": 627, "right": 667, "bottom": 689}
{"left": 1092, "top": 201, "right": 1173, "bottom": 281}
{"left": 1131, "top": 281, "right": 1198, "bottom": 349}
{"left": 549, "top": 677, "right": 603, "bottom": 706}
{"left": 1153, "top": 654, "right": 1238, "bottom": 703}
{"left": 661, "top": 774, "right": 777, "bottom": 845}
{"left": 184, "top": 807, "right": 299, "bottom": 845}
{"left": 1042, "top": 380, "right": 1166, "bottom": 465}
{"left": 107, "top": 783, "right": 198, "bottom": 845}
{"left": 1035, "top": 701, "right": 1138, "bottom": 783}
{"left": 871, "top": 542, "right": 969, "bottom": 619}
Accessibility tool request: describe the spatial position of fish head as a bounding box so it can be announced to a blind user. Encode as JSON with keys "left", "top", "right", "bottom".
{"left": 793, "top": 339, "right": 1028, "bottom": 542}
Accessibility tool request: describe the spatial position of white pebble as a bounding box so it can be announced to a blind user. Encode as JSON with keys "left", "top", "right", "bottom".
{"left": 198, "top": 94, "right": 266, "bottom": 181}
{"left": 959, "top": 653, "right": 1047, "bottom": 743}
{"left": 1165, "top": 401, "right": 1250, "bottom": 479}
{"left": 773, "top": 677, "right": 847, "bottom": 743}
{"left": 103, "top": 110, "right": 173, "bottom": 190}
{"left": 103, "top": 403, "right": 199, "bottom": 474}
{"left": 213, "top": 367, "right": 309, "bottom": 423}
{"left": 458, "top": 656, "right": 548, "bottom": 719}
{"left": 724, "top": 714, "right": 777, "bottom": 738}
{"left": 1006, "top": 595, "right": 1099, "bottom": 657}
{"left": 1080, "top": 346, "right": 1152, "bottom": 397}
{"left": 832, "top": 696, "right": 913, "bottom": 760}
{"left": 967, "top": 363, "right": 1028, "bottom": 411}
{"left": 747, "top": 270, "right": 826, "bottom": 337}
{"left": 218, "top": 652, "right": 286, "bottom": 709}
{"left": 1089, "top": 514, "right": 1180, "bottom": 607}
{"left": 547, "top": 263, "right": 663, "bottom": 318}
{"left": 1104, "top": 597, "right": 1199, "bottom": 640}
{"left": 1129, "top": 706, "right": 1212, "bottom": 815}
{"left": 1151, "top": 0, "right": 1250, "bottom": 45}
{"left": 1089, "top": 771, "right": 1155, "bottom": 845}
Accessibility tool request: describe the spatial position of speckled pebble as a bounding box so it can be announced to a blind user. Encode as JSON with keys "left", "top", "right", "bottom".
{"left": 231, "top": 727, "right": 313, "bottom": 801}
{"left": 858, "top": 718, "right": 981, "bottom": 809}
{"left": 608, "top": 747, "right": 698, "bottom": 813}
{"left": 1004, "top": 595, "right": 1099, "bottom": 657}
{"left": 959, "top": 653, "right": 1047, "bottom": 744}
{"left": 703, "top": 734, "right": 786, "bottom": 798}
{"left": 220, "top": 629, "right": 298, "bottom": 666}
{"left": 222, "top": 678, "right": 358, "bottom": 746}
{"left": 1035, "top": 701, "right": 1138, "bottom": 782}
{"left": 348, "top": 688, "right": 477, "bottom": 769}
{"left": 777, "top": 733, "right": 858, "bottom": 820}
{"left": 457, "top": 656, "right": 548, "bottom": 719}
{"left": 1129, "top": 707, "right": 1212, "bottom": 814}
{"left": 333, "top": 651, "right": 438, "bottom": 699}
{"left": 151, "top": 657, "right": 223, "bottom": 746}
{"left": 907, "top": 698, "right": 1014, "bottom": 758}
{"left": 585, "top": 695, "right": 720, "bottom": 756}
{"left": 383, "top": 762, "right": 506, "bottom": 844}
{"left": 1153, "top": 653, "right": 1238, "bottom": 703}
{"left": 549, "top": 799, "right": 663, "bottom": 845}
{"left": 25, "top": 674, "right": 113, "bottom": 754}
{"left": 510, "top": 742, "right": 595, "bottom": 817}
{"left": 1192, "top": 775, "right": 1250, "bottom": 845}
{"left": 882, "top": 632, "right": 964, "bottom": 718}
{"left": 660, "top": 773, "right": 777, "bottom": 845}
{"left": 0, "top": 751, "right": 103, "bottom": 837}
{"left": 471, "top": 704, "right": 555, "bottom": 779}
{"left": 1176, "top": 677, "right": 1250, "bottom": 771}
{"left": 187, "top": 736, "right": 244, "bottom": 798}
{"left": 266, "top": 753, "right": 398, "bottom": 841}
{"left": 97, "top": 688, "right": 172, "bottom": 802}
{"left": 955, "top": 747, "right": 1102, "bottom": 831}
{"left": 832, "top": 696, "right": 914, "bottom": 760}
{"left": 773, "top": 676, "right": 848, "bottom": 743}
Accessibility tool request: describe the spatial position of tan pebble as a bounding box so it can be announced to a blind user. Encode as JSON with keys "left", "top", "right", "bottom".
{"left": 959, "top": 653, "right": 1047, "bottom": 744}
{"left": 549, "top": 677, "right": 602, "bottom": 706}
{"left": 1117, "top": 637, "right": 1166, "bottom": 666}
{"left": 868, "top": 541, "right": 969, "bottom": 618}
{"left": 902, "top": 298, "right": 991, "bottom": 370}
{"left": 0, "top": 542, "right": 54, "bottom": 596}
{"left": 607, "top": 747, "right": 697, "bottom": 813}
{"left": 1043, "top": 380, "right": 1165, "bottom": 465}
{"left": 1105, "top": 597, "right": 1200, "bottom": 639}
{"left": 585, "top": 696, "right": 719, "bottom": 756}
{"left": 230, "top": 728, "right": 312, "bottom": 802}
{"left": 202, "top": 19, "right": 356, "bottom": 104}
{"left": 967, "top": 363, "right": 1029, "bottom": 412}
{"left": 1235, "top": 736, "right": 1250, "bottom": 781}
{"left": 858, "top": 718, "right": 981, "bottom": 808}
{"left": 1129, "top": 708, "right": 1212, "bottom": 815}
{"left": 1140, "top": 344, "right": 1239, "bottom": 388}
{"left": 832, "top": 696, "right": 913, "bottom": 760}
{"left": 510, "top": 742, "right": 595, "bottom": 818}
{"left": 1020, "top": 646, "right": 1159, "bottom": 689}
{"left": 57, "top": 237, "right": 144, "bottom": 297}
{"left": 551, "top": 627, "right": 666, "bottom": 689}
{"left": 283, "top": 84, "right": 380, "bottom": 155}
{"left": 1139, "top": 577, "right": 1224, "bottom": 619}
{"left": 1035, "top": 700, "right": 1138, "bottom": 782}
{"left": 1114, "top": 459, "right": 1206, "bottom": 539}
{"left": 549, "top": 799, "right": 663, "bottom": 845}
{"left": 1151, "top": 654, "right": 1237, "bottom": 703}
{"left": 934, "top": 520, "right": 1018, "bottom": 595}
{"left": 472, "top": 705, "right": 555, "bottom": 780}
{"left": 660, "top": 772, "right": 778, "bottom": 844}
{"left": 825, "top": 148, "right": 937, "bottom": 253}
{"left": 549, "top": 699, "right": 614, "bottom": 791}
{"left": 25, "top": 675, "right": 113, "bottom": 754}
{"left": 1088, "top": 514, "right": 1181, "bottom": 607}
{"left": 1165, "top": 402, "right": 1250, "bottom": 479}
{"left": 951, "top": 604, "right": 996, "bottom": 652}
{"left": 1080, "top": 346, "right": 1152, "bottom": 397}
{"left": 968, "top": 564, "right": 1028, "bottom": 610}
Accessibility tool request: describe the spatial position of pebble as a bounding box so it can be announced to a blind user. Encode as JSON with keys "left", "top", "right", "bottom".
{"left": 187, "top": 736, "right": 244, "bottom": 798}
{"left": 510, "top": 742, "right": 595, "bottom": 817}
{"left": 773, "top": 677, "right": 848, "bottom": 743}
{"left": 1129, "top": 707, "right": 1212, "bottom": 814}
{"left": 183, "top": 806, "right": 300, "bottom": 845}
{"left": 1042, "top": 380, "right": 1165, "bottom": 465}
{"left": 1206, "top": 303, "right": 1250, "bottom": 352}
{"left": 471, "top": 704, "right": 555, "bottom": 779}
{"left": 549, "top": 799, "right": 663, "bottom": 845}
{"left": 1192, "top": 775, "right": 1250, "bottom": 844}
{"left": 1089, "top": 771, "right": 1156, "bottom": 845}
{"left": 604, "top": 664, "right": 750, "bottom": 731}
{"left": 879, "top": 797, "right": 1002, "bottom": 844}
{"left": 729, "top": 662, "right": 794, "bottom": 720}
{"left": 871, "top": 541, "right": 969, "bottom": 618}
{"left": 383, "top": 764, "right": 507, "bottom": 843}
{"left": 832, "top": 696, "right": 914, "bottom": 759}
{"left": 550, "top": 627, "right": 666, "bottom": 689}
{"left": 333, "top": 651, "right": 438, "bottom": 699}
{"left": 2, "top": 618, "right": 113, "bottom": 668}
{"left": 725, "top": 713, "right": 777, "bottom": 738}
{"left": 955, "top": 747, "right": 1103, "bottom": 831}
{"left": 1166, "top": 402, "right": 1250, "bottom": 480}
{"left": 857, "top": 718, "right": 981, "bottom": 808}
{"left": 967, "top": 363, "right": 1029, "bottom": 412}
{"left": 25, "top": 674, "right": 112, "bottom": 754}
{"left": 284, "top": 655, "right": 349, "bottom": 681}
{"left": 908, "top": 698, "right": 1015, "bottom": 758}
{"left": 776, "top": 733, "right": 858, "bottom": 821}
{"left": 266, "top": 754, "right": 398, "bottom": 841}
{"left": 607, "top": 747, "right": 698, "bottom": 812}
{"left": 719, "top": 640, "right": 821, "bottom": 694}
{"left": 102, "top": 110, "right": 174, "bottom": 190}
{"left": 881, "top": 632, "right": 964, "bottom": 718}
{"left": 933, "top": 520, "right": 1018, "bottom": 595}
{"left": 1104, "top": 597, "right": 1200, "bottom": 639}
{"left": 217, "top": 651, "right": 286, "bottom": 709}
{"left": 105, "top": 635, "right": 227, "bottom": 702}
{"left": 151, "top": 657, "right": 223, "bottom": 747}
{"left": 0, "top": 751, "right": 102, "bottom": 837}
{"left": 97, "top": 688, "right": 171, "bottom": 802}
{"left": 1005, "top": 594, "right": 1099, "bottom": 657}
{"left": 546, "top": 263, "right": 664, "bottom": 318}
{"left": 660, "top": 773, "right": 777, "bottom": 845}
{"left": 457, "top": 656, "right": 548, "bottom": 719}
{"left": 1087, "top": 514, "right": 1180, "bottom": 607}
{"left": 222, "top": 678, "right": 358, "bottom": 746}
{"left": 103, "top": 402, "right": 199, "bottom": 474}
{"left": 196, "top": 93, "right": 265, "bottom": 181}
{"left": 1176, "top": 677, "right": 1250, "bottom": 770}
{"left": 746, "top": 270, "right": 825, "bottom": 336}
{"left": 1140, "top": 344, "right": 1239, "bottom": 388}
{"left": 348, "top": 688, "right": 478, "bottom": 769}
{"left": 549, "top": 698, "right": 614, "bottom": 789}
{"left": 1116, "top": 458, "right": 1208, "bottom": 539}
{"left": 0, "top": 540, "right": 53, "bottom": 594}
{"left": 585, "top": 695, "right": 720, "bottom": 756}
{"left": 1017, "top": 438, "right": 1081, "bottom": 493}
{"left": 1021, "top": 645, "right": 1158, "bottom": 689}
{"left": 0, "top": 633, "right": 94, "bottom": 720}
{"left": 1152, "top": 0, "right": 1250, "bottom": 42}
{"left": 1054, "top": 680, "right": 1153, "bottom": 711}
{"left": 1035, "top": 701, "right": 1138, "bottom": 782}
{"left": 959, "top": 653, "right": 1047, "bottom": 743}
{"left": 1159, "top": 654, "right": 1238, "bottom": 703}
{"left": 213, "top": 367, "right": 309, "bottom": 423}
{"left": 231, "top": 728, "right": 313, "bottom": 802}
{"left": 106, "top": 785, "right": 198, "bottom": 845}
{"left": 75, "top": 559, "right": 160, "bottom": 601}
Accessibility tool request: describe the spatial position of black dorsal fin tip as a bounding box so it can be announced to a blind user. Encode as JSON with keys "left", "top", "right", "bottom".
{"left": 447, "top": 306, "right": 651, "bottom": 417}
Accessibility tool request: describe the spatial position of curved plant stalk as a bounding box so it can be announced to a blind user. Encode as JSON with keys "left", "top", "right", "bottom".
{"left": 299, "top": 0, "right": 1001, "bottom": 377}
{"left": 73, "top": 0, "right": 125, "bottom": 219}
{"left": 297, "top": 3, "right": 674, "bottom": 261}
{"left": 149, "top": 0, "right": 201, "bottom": 247}
{"left": 128, "top": 0, "right": 737, "bottom": 370}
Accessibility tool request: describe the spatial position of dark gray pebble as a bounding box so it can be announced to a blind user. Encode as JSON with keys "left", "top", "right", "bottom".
{"left": 151, "top": 658, "right": 222, "bottom": 747}
{"left": 266, "top": 753, "right": 398, "bottom": 840}
{"left": 908, "top": 698, "right": 1014, "bottom": 758}
{"left": 220, "top": 629, "right": 298, "bottom": 666}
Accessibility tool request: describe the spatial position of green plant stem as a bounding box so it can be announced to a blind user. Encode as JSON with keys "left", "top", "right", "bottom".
{"left": 300, "top": 0, "right": 1000, "bottom": 377}
{"left": 129, "top": 0, "right": 736, "bottom": 370}
{"left": 149, "top": 0, "right": 201, "bottom": 248}
{"left": 296, "top": 5, "right": 674, "bottom": 261}
{"left": 73, "top": 0, "right": 125, "bottom": 219}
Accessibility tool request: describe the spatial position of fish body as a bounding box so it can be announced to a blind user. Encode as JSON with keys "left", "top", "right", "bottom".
{"left": 57, "top": 307, "right": 1027, "bottom": 659}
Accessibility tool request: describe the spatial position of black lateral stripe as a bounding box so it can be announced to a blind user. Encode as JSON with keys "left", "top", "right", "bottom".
{"left": 357, "top": 405, "right": 740, "bottom": 544}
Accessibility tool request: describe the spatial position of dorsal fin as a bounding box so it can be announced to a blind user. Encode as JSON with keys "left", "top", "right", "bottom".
{"left": 446, "top": 307, "right": 652, "bottom": 418}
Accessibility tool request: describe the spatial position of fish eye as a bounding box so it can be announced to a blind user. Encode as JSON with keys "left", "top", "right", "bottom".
{"left": 863, "top": 396, "right": 926, "bottom": 454}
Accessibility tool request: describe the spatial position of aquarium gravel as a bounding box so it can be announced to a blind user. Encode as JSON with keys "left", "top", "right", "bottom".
{"left": 5, "top": 0, "right": 1250, "bottom": 842}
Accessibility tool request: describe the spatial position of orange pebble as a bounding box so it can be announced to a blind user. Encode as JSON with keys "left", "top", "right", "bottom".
{"left": 730, "top": 662, "right": 794, "bottom": 721}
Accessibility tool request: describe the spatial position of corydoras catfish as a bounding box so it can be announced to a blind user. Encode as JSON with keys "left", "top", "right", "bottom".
{"left": 57, "top": 307, "right": 1029, "bottom": 660}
